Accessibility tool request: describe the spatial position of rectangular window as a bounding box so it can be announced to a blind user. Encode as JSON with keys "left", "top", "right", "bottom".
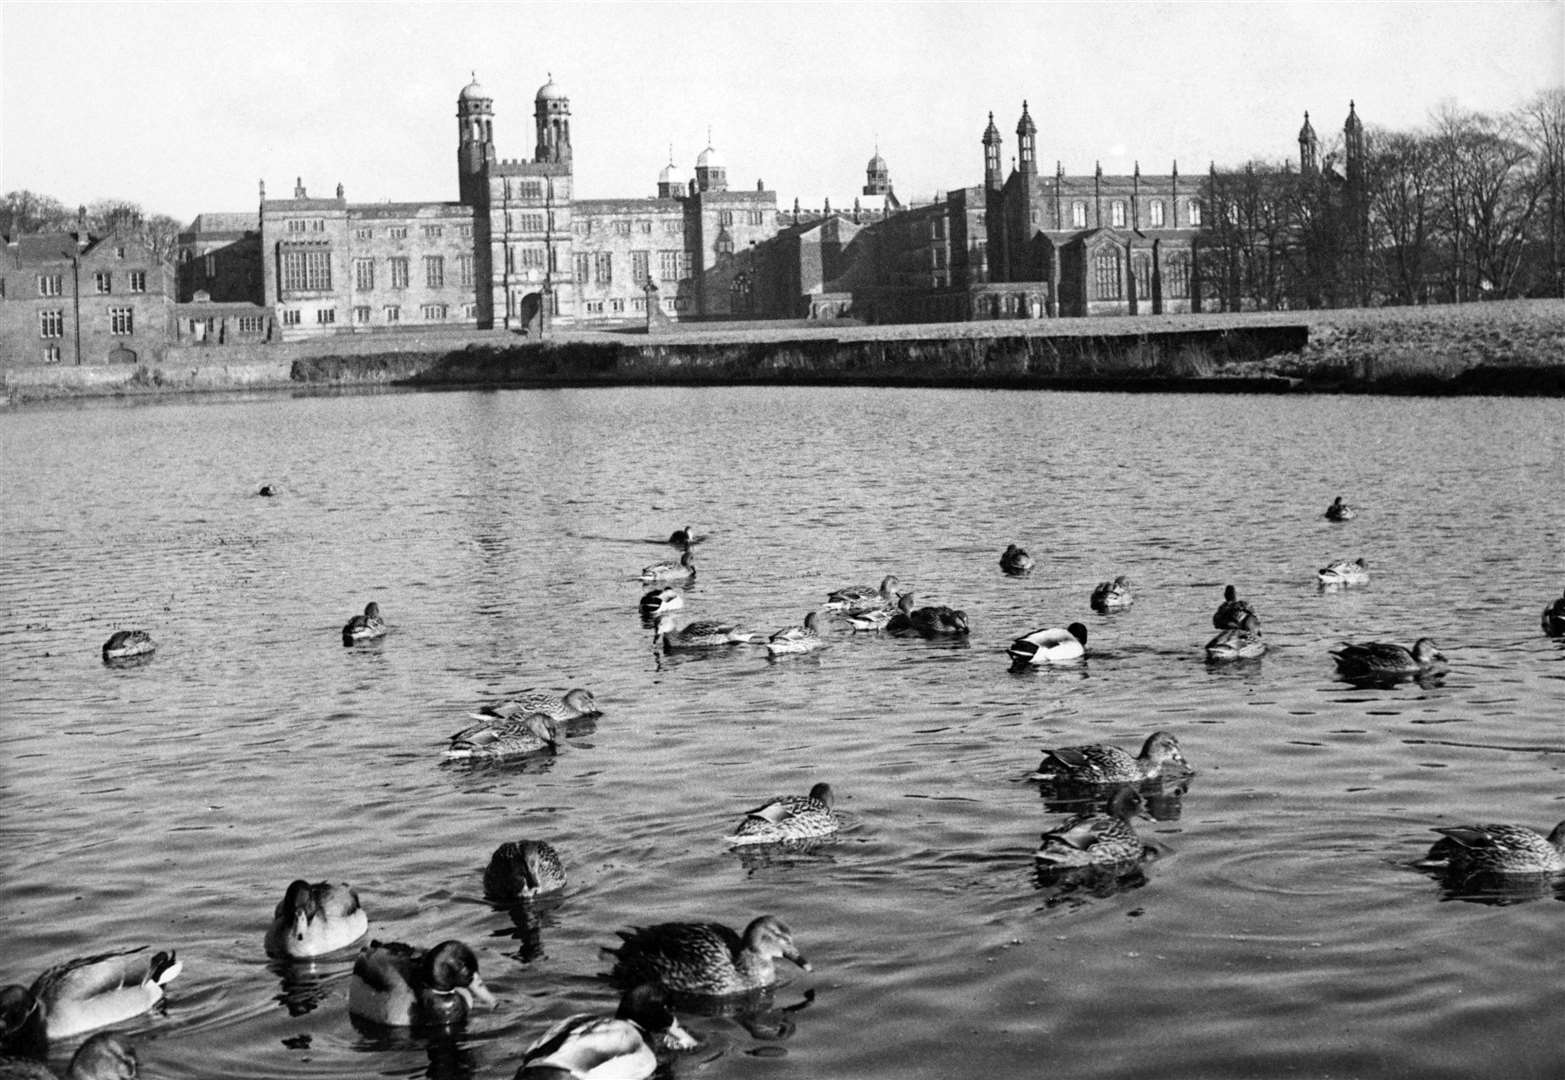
{"left": 585, "top": 300, "right": 604, "bottom": 314}
{"left": 281, "top": 249, "right": 332, "bottom": 292}
{"left": 1071, "top": 201, "right": 1087, "bottom": 228}
{"left": 39, "top": 309, "right": 65, "bottom": 338}
{"left": 594, "top": 252, "right": 612, "bottom": 283}
{"left": 633, "top": 296, "right": 646, "bottom": 312}
{"left": 421, "top": 303, "right": 447, "bottom": 320}
{"left": 573, "top": 253, "right": 591, "bottom": 284}
{"left": 389, "top": 257, "right": 409, "bottom": 289}
{"left": 613, "top": 220, "right": 631, "bottom": 235}
{"left": 679, "top": 251, "right": 693, "bottom": 279}
{"left": 632, "top": 250, "right": 650, "bottom": 284}
{"left": 286, "top": 219, "right": 308, "bottom": 234}
{"left": 37, "top": 274, "right": 62, "bottom": 297}
{"left": 237, "top": 316, "right": 264, "bottom": 333}
{"left": 515, "top": 214, "right": 543, "bottom": 232}
{"left": 282, "top": 309, "right": 301, "bottom": 326}
{"left": 1111, "top": 201, "right": 1126, "bottom": 228}
{"left": 1165, "top": 253, "right": 1191, "bottom": 298}
{"left": 664, "top": 221, "right": 682, "bottom": 234}
{"left": 310, "top": 219, "right": 326, "bottom": 232}
{"left": 462, "top": 302, "right": 478, "bottom": 318}
{"left": 519, "top": 181, "right": 543, "bottom": 200}
{"left": 384, "top": 305, "right": 400, "bottom": 322}
{"left": 43, "top": 344, "right": 62, "bottom": 363}
{"left": 517, "top": 247, "right": 545, "bottom": 268}
{"left": 354, "top": 306, "right": 371, "bottom": 324}
{"left": 388, "top": 226, "right": 408, "bottom": 239}
{"left": 459, "top": 224, "right": 472, "bottom": 238}
{"left": 458, "top": 254, "right": 474, "bottom": 287}
{"left": 719, "top": 210, "right": 733, "bottom": 226}
{"left": 639, "top": 220, "right": 653, "bottom": 233}
{"left": 128, "top": 270, "right": 146, "bottom": 293}
{"left": 611, "top": 298, "right": 625, "bottom": 313}
{"left": 316, "top": 308, "right": 336, "bottom": 325}
{"left": 94, "top": 272, "right": 112, "bottom": 294}
{"left": 422, "top": 225, "right": 443, "bottom": 239}
{"left": 1149, "top": 200, "right": 1165, "bottom": 227}
{"left": 424, "top": 255, "right": 445, "bottom": 288}
{"left": 749, "top": 211, "right": 764, "bottom": 225}
{"left": 110, "top": 307, "right": 134, "bottom": 335}
{"left": 355, "top": 227, "right": 374, "bottom": 240}
{"left": 205, "top": 254, "right": 215, "bottom": 278}
{"left": 1187, "top": 200, "right": 1202, "bottom": 227}
{"left": 1093, "top": 249, "right": 1124, "bottom": 300}
{"left": 354, "top": 258, "right": 375, "bottom": 291}
{"left": 659, "top": 250, "right": 680, "bottom": 281}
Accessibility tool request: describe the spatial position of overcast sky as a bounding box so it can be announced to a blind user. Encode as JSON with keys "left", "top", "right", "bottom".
{"left": 2, "top": 0, "right": 1560, "bottom": 224}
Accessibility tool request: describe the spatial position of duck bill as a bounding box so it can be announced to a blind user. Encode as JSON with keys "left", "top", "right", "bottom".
{"left": 662, "top": 1016, "right": 700, "bottom": 1051}
{"left": 788, "top": 951, "right": 811, "bottom": 972}
{"left": 465, "top": 974, "right": 497, "bottom": 1008}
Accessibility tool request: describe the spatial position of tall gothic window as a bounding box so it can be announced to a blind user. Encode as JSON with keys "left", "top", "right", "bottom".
{"left": 1149, "top": 200, "right": 1166, "bottom": 227}
{"left": 1093, "top": 248, "right": 1123, "bottom": 299}
{"left": 1134, "top": 254, "right": 1152, "bottom": 299}
{"left": 1165, "top": 252, "right": 1191, "bottom": 298}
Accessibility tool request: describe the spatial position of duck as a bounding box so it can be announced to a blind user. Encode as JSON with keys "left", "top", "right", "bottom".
{"left": 835, "top": 607, "right": 893, "bottom": 632}
{"left": 1030, "top": 730, "right": 1190, "bottom": 784}
{"left": 470, "top": 689, "right": 600, "bottom": 725}
{"left": 1211, "top": 585, "right": 1255, "bottom": 629}
{"left": 1416, "top": 820, "right": 1565, "bottom": 876}
{"left": 341, "top": 602, "right": 387, "bottom": 645}
{"left": 1205, "top": 612, "right": 1266, "bottom": 661}
{"left": 1542, "top": 590, "right": 1565, "bottom": 636}
{"left": 606, "top": 915, "right": 809, "bottom": 998}
{"left": 639, "top": 587, "right": 684, "bottom": 619}
{"left": 1318, "top": 558, "right": 1371, "bottom": 587}
{"left": 666, "top": 526, "right": 696, "bottom": 547}
{"left": 515, "top": 984, "right": 697, "bottom": 1080}
{"left": 726, "top": 783, "right": 840, "bottom": 846}
{"left": 1034, "top": 786, "right": 1149, "bottom": 868}
{"left": 824, "top": 575, "right": 900, "bottom": 615}
{"left": 483, "top": 840, "right": 567, "bottom": 901}
{"left": 999, "top": 544, "right": 1035, "bottom": 576}
{"left": 0, "top": 1032, "right": 139, "bottom": 1080}
{"left": 1090, "top": 575, "right": 1133, "bottom": 611}
{"left": 1330, "top": 638, "right": 1446, "bottom": 680}
{"left": 884, "top": 592, "right": 969, "bottom": 636}
{"left": 765, "top": 612, "right": 827, "bottom": 656}
{"left": 652, "top": 613, "right": 760, "bottom": 650}
{"left": 264, "top": 879, "right": 369, "bottom": 959}
{"left": 100, "top": 631, "right": 155, "bottom": 663}
{"left": 346, "top": 939, "right": 495, "bottom": 1028}
{"left": 1325, "top": 495, "right": 1357, "bottom": 521}
{"left": 258, "top": 484, "right": 276, "bottom": 497}
{"left": 641, "top": 547, "right": 695, "bottom": 584}
{"left": 443, "top": 711, "right": 560, "bottom": 761}
{"left": 1007, "top": 623, "right": 1088, "bottom": 665}
{"left": 4, "top": 948, "right": 181, "bottom": 1042}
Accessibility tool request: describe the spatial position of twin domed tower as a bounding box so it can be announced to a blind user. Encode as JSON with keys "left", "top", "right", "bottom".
{"left": 457, "top": 74, "right": 571, "bottom": 205}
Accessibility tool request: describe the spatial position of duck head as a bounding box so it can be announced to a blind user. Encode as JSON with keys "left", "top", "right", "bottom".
{"left": 1140, "top": 731, "right": 1190, "bottom": 773}
{"left": 1410, "top": 638, "right": 1446, "bottom": 666}
{"left": 1067, "top": 623, "right": 1088, "bottom": 645}
{"left": 743, "top": 915, "right": 810, "bottom": 972}
{"left": 617, "top": 983, "right": 699, "bottom": 1050}
{"left": 0, "top": 983, "right": 45, "bottom": 1055}
{"left": 806, "top": 782, "right": 834, "bottom": 808}
{"left": 562, "top": 688, "right": 600, "bottom": 715}
{"left": 418, "top": 940, "right": 495, "bottom": 1022}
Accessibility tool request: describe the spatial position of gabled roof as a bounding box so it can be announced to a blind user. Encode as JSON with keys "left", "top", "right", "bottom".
{"left": 4, "top": 232, "right": 85, "bottom": 265}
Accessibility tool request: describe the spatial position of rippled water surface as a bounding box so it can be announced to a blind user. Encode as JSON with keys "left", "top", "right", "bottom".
{"left": 2, "top": 386, "right": 1562, "bottom": 1079}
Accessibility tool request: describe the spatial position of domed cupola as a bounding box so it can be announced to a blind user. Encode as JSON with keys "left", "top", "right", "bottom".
{"left": 658, "top": 148, "right": 690, "bottom": 198}
{"left": 459, "top": 75, "right": 491, "bottom": 104}
{"left": 1298, "top": 110, "right": 1319, "bottom": 175}
{"left": 983, "top": 111, "right": 1003, "bottom": 189}
{"left": 695, "top": 138, "right": 727, "bottom": 193}
{"left": 457, "top": 72, "right": 495, "bottom": 205}
{"left": 864, "top": 147, "right": 891, "bottom": 196}
{"left": 534, "top": 73, "right": 571, "bottom": 164}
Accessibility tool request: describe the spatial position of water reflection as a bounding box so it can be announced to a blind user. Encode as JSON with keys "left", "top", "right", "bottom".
{"left": 268, "top": 958, "right": 341, "bottom": 1018}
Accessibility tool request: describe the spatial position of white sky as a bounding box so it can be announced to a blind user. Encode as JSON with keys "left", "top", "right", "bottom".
{"left": 2, "top": 0, "right": 1560, "bottom": 224}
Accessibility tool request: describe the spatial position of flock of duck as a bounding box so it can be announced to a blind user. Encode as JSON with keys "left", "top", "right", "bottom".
{"left": 10, "top": 499, "right": 1565, "bottom": 1080}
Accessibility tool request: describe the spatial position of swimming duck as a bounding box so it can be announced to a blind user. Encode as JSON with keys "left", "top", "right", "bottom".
{"left": 667, "top": 526, "right": 696, "bottom": 547}
{"left": 639, "top": 587, "right": 684, "bottom": 619}
{"left": 470, "top": 689, "right": 600, "bottom": 725}
{"left": 607, "top": 915, "right": 809, "bottom": 998}
{"left": 1330, "top": 638, "right": 1446, "bottom": 680}
{"left": 884, "top": 593, "right": 969, "bottom": 636}
{"left": 1030, "top": 731, "right": 1190, "bottom": 784}
{"left": 824, "top": 575, "right": 900, "bottom": 615}
{"left": 515, "top": 984, "right": 697, "bottom": 1080}
{"left": 264, "top": 879, "right": 369, "bottom": 959}
{"left": 347, "top": 939, "right": 495, "bottom": 1028}
{"left": 483, "top": 840, "right": 567, "bottom": 901}
{"left": 0, "top": 1032, "right": 139, "bottom": 1080}
{"left": 999, "top": 544, "right": 1035, "bottom": 576}
{"left": 1318, "top": 558, "right": 1371, "bottom": 587}
{"left": 652, "top": 613, "right": 760, "bottom": 650}
{"left": 100, "top": 631, "right": 155, "bottom": 663}
{"left": 1034, "top": 786, "right": 1149, "bottom": 868}
{"left": 1211, "top": 585, "right": 1255, "bottom": 629}
{"left": 443, "top": 711, "right": 560, "bottom": 761}
{"left": 727, "top": 783, "right": 840, "bottom": 846}
{"left": 6, "top": 948, "right": 181, "bottom": 1042}
{"left": 836, "top": 607, "right": 893, "bottom": 632}
{"left": 258, "top": 484, "right": 276, "bottom": 497}
{"left": 1325, "top": 495, "right": 1357, "bottom": 521}
{"left": 1090, "top": 576, "right": 1133, "bottom": 611}
{"left": 341, "top": 602, "right": 387, "bottom": 645}
{"left": 1416, "top": 820, "right": 1565, "bottom": 876}
{"left": 641, "top": 548, "right": 695, "bottom": 584}
{"left": 1205, "top": 612, "right": 1266, "bottom": 661}
{"left": 1542, "top": 590, "right": 1565, "bottom": 636}
{"left": 765, "top": 612, "right": 827, "bottom": 656}
{"left": 1007, "top": 623, "right": 1088, "bottom": 665}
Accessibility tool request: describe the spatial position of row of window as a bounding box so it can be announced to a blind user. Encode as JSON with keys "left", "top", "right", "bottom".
{"left": 16, "top": 271, "right": 148, "bottom": 298}
{"left": 569, "top": 250, "right": 694, "bottom": 286}
{"left": 291, "top": 222, "right": 474, "bottom": 241}
{"left": 581, "top": 296, "right": 690, "bottom": 314}
{"left": 1036, "top": 199, "right": 1202, "bottom": 230}
{"left": 37, "top": 307, "right": 135, "bottom": 337}
{"left": 285, "top": 254, "right": 479, "bottom": 294}
{"left": 277, "top": 303, "right": 479, "bottom": 327}
{"left": 1090, "top": 250, "right": 1192, "bottom": 300}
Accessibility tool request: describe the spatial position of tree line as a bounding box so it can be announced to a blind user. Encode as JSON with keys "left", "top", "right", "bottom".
{"left": 1199, "top": 88, "right": 1565, "bottom": 310}
{"left": 1, "top": 191, "right": 184, "bottom": 266}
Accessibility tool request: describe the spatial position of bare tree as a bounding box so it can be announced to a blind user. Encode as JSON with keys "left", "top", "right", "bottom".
{"left": 1517, "top": 87, "right": 1565, "bottom": 296}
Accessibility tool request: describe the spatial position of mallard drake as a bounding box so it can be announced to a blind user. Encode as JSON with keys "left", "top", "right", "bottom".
{"left": 641, "top": 548, "right": 695, "bottom": 584}
{"left": 0, "top": 1032, "right": 139, "bottom": 1080}
{"left": 607, "top": 915, "right": 809, "bottom": 998}
{"left": 765, "top": 612, "right": 827, "bottom": 656}
{"left": 347, "top": 939, "right": 495, "bottom": 1028}
{"left": 1318, "top": 558, "right": 1371, "bottom": 587}
{"left": 443, "top": 712, "right": 560, "bottom": 761}
{"left": 342, "top": 602, "right": 387, "bottom": 645}
{"left": 652, "top": 613, "right": 759, "bottom": 650}
{"left": 999, "top": 544, "right": 1035, "bottom": 576}
{"left": 639, "top": 587, "right": 684, "bottom": 618}
{"left": 515, "top": 984, "right": 697, "bottom": 1080}
{"left": 1542, "top": 590, "right": 1565, "bottom": 636}
{"left": 667, "top": 526, "right": 696, "bottom": 546}
{"left": 1325, "top": 496, "right": 1356, "bottom": 521}
{"left": 1205, "top": 613, "right": 1266, "bottom": 661}
{"left": 1211, "top": 585, "right": 1255, "bottom": 629}
{"left": 100, "top": 631, "right": 155, "bottom": 663}
{"left": 1417, "top": 820, "right": 1565, "bottom": 876}
{"left": 6, "top": 948, "right": 181, "bottom": 1042}
{"left": 1007, "top": 623, "right": 1087, "bottom": 665}
{"left": 471, "top": 689, "right": 600, "bottom": 725}
{"left": 1034, "top": 786, "right": 1149, "bottom": 868}
{"left": 483, "top": 840, "right": 567, "bottom": 901}
{"left": 836, "top": 607, "right": 893, "bottom": 632}
{"left": 258, "top": 484, "right": 276, "bottom": 497}
{"left": 1030, "top": 731, "right": 1189, "bottom": 784}
{"left": 884, "top": 593, "right": 969, "bottom": 636}
{"left": 1090, "top": 576, "right": 1133, "bottom": 611}
{"left": 264, "top": 879, "right": 369, "bottom": 959}
{"left": 727, "top": 783, "right": 840, "bottom": 846}
{"left": 824, "top": 575, "right": 900, "bottom": 615}
{"left": 1330, "top": 638, "right": 1445, "bottom": 680}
